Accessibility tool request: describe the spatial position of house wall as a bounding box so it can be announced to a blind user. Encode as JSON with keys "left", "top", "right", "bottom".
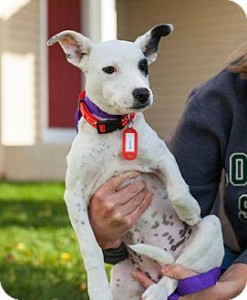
{"left": 117, "top": 0, "right": 247, "bottom": 140}
{"left": 0, "top": 0, "right": 112, "bottom": 181}
{"left": 3, "top": 144, "right": 69, "bottom": 181}
{"left": 0, "top": 0, "right": 72, "bottom": 181}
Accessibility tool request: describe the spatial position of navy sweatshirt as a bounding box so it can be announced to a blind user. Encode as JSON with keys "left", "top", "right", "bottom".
{"left": 103, "top": 67, "right": 247, "bottom": 266}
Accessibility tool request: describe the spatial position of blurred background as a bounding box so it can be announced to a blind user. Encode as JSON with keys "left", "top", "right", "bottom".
{"left": 0, "top": 0, "right": 246, "bottom": 181}
{"left": 0, "top": 0, "right": 246, "bottom": 299}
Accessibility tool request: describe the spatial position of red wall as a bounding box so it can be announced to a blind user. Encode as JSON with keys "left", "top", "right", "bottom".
{"left": 48, "top": 0, "right": 82, "bottom": 128}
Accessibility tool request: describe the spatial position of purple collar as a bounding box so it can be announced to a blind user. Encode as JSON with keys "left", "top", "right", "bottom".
{"left": 75, "top": 91, "right": 135, "bottom": 134}
{"left": 84, "top": 95, "right": 121, "bottom": 120}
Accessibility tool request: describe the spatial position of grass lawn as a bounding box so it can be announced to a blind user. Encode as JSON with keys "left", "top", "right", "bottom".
{"left": 0, "top": 182, "right": 111, "bottom": 300}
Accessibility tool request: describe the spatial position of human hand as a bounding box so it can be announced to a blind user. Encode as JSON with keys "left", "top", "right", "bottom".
{"left": 133, "top": 263, "right": 247, "bottom": 300}
{"left": 88, "top": 171, "right": 153, "bottom": 250}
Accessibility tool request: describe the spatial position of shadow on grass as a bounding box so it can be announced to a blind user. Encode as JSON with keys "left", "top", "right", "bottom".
{"left": 0, "top": 261, "right": 89, "bottom": 300}
{"left": 0, "top": 200, "right": 70, "bottom": 228}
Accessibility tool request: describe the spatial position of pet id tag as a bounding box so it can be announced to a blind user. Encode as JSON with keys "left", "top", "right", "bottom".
{"left": 122, "top": 127, "right": 138, "bottom": 160}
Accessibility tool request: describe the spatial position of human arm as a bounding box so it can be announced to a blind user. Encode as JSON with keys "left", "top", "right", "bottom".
{"left": 167, "top": 84, "right": 230, "bottom": 217}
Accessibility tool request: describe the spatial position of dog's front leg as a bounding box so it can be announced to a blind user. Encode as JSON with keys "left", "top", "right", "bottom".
{"left": 153, "top": 145, "right": 201, "bottom": 226}
{"left": 64, "top": 187, "right": 113, "bottom": 300}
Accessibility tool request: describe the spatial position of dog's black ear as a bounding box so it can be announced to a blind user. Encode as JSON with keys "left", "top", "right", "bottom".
{"left": 135, "top": 24, "right": 173, "bottom": 64}
{"left": 47, "top": 30, "right": 93, "bottom": 71}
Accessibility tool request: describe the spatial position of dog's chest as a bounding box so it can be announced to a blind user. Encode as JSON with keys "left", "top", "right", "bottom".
{"left": 67, "top": 118, "right": 165, "bottom": 199}
{"left": 67, "top": 130, "right": 123, "bottom": 193}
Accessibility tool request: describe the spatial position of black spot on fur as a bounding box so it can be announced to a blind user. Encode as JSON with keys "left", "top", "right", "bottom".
{"left": 138, "top": 59, "right": 148, "bottom": 76}
{"left": 145, "top": 272, "right": 152, "bottom": 280}
{"left": 157, "top": 273, "right": 162, "bottom": 281}
{"left": 152, "top": 211, "right": 158, "bottom": 218}
{"left": 170, "top": 236, "right": 187, "bottom": 252}
{"left": 162, "top": 232, "right": 169, "bottom": 237}
{"left": 143, "top": 24, "right": 173, "bottom": 58}
{"left": 151, "top": 221, "right": 160, "bottom": 229}
{"left": 179, "top": 224, "right": 190, "bottom": 237}
{"left": 169, "top": 238, "right": 175, "bottom": 245}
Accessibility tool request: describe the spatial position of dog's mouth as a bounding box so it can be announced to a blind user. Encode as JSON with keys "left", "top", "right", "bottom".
{"left": 130, "top": 100, "right": 152, "bottom": 110}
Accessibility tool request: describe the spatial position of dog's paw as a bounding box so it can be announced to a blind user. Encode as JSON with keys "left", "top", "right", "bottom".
{"left": 142, "top": 284, "right": 168, "bottom": 300}
{"left": 176, "top": 208, "right": 201, "bottom": 226}
{"left": 170, "top": 191, "right": 201, "bottom": 226}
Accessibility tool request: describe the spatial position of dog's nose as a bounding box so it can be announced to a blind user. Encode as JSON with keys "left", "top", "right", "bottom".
{"left": 132, "top": 88, "right": 150, "bottom": 104}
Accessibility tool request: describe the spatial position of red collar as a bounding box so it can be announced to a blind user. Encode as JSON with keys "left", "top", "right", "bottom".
{"left": 78, "top": 91, "right": 135, "bottom": 134}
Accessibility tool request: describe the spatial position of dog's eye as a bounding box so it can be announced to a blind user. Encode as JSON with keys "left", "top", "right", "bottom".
{"left": 139, "top": 59, "right": 148, "bottom": 75}
{"left": 102, "top": 66, "right": 116, "bottom": 74}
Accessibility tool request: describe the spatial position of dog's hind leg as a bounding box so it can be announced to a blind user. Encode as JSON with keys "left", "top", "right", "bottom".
{"left": 127, "top": 215, "right": 224, "bottom": 300}
{"left": 175, "top": 215, "right": 224, "bottom": 273}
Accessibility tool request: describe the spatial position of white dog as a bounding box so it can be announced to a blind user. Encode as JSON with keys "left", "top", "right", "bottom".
{"left": 47, "top": 24, "right": 224, "bottom": 300}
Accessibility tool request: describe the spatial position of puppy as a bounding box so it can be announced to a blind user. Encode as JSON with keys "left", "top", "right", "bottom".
{"left": 47, "top": 24, "right": 224, "bottom": 300}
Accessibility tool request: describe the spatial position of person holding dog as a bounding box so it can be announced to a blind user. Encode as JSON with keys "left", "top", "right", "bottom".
{"left": 88, "top": 55, "right": 247, "bottom": 299}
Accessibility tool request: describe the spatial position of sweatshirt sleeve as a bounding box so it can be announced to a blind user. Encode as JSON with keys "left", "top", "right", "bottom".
{"left": 168, "top": 86, "right": 227, "bottom": 216}
{"left": 234, "top": 248, "right": 247, "bottom": 265}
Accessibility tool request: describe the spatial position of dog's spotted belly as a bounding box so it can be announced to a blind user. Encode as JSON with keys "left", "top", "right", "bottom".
{"left": 122, "top": 173, "right": 192, "bottom": 282}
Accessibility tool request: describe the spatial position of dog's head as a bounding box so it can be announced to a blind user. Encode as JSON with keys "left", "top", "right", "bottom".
{"left": 47, "top": 24, "right": 173, "bottom": 115}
